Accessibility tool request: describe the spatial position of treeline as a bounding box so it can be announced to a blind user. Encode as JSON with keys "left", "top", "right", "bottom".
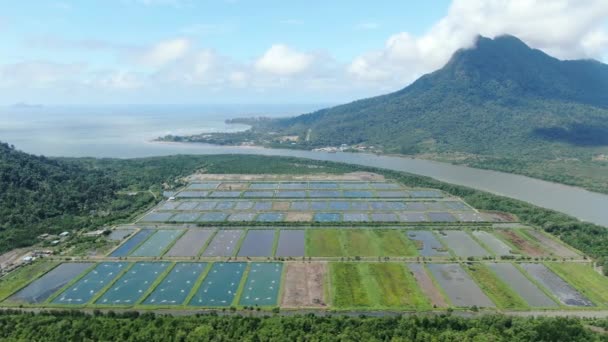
{"left": 0, "top": 310, "right": 604, "bottom": 341}
{"left": 0, "top": 144, "right": 350, "bottom": 253}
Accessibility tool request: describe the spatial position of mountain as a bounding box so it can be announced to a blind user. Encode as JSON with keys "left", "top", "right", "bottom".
{"left": 275, "top": 35, "right": 608, "bottom": 156}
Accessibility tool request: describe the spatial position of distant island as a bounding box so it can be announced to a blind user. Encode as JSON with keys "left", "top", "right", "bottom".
{"left": 157, "top": 35, "right": 608, "bottom": 195}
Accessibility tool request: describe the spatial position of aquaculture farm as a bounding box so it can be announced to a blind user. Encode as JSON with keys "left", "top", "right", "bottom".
{"left": 1, "top": 174, "right": 605, "bottom": 313}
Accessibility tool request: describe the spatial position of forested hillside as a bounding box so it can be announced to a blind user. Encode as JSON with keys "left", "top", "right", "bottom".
{"left": 276, "top": 35, "right": 608, "bottom": 156}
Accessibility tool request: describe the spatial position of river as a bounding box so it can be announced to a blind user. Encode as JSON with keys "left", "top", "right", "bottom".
{"left": 1, "top": 104, "right": 607, "bottom": 227}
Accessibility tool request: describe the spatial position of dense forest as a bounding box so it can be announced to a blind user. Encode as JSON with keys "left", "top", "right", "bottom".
{"left": 0, "top": 143, "right": 349, "bottom": 253}
{"left": 0, "top": 310, "right": 605, "bottom": 341}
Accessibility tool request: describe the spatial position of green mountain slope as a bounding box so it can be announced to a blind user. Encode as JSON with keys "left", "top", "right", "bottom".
{"left": 277, "top": 35, "right": 608, "bottom": 156}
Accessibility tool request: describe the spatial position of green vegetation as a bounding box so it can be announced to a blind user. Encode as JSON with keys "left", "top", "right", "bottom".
{"left": 465, "top": 264, "right": 528, "bottom": 309}
{"left": 306, "top": 229, "right": 418, "bottom": 257}
{"left": 372, "top": 230, "right": 418, "bottom": 256}
{"left": 0, "top": 143, "right": 351, "bottom": 253}
{"left": 162, "top": 35, "right": 608, "bottom": 194}
{"left": 0, "top": 310, "right": 605, "bottom": 341}
{"left": 306, "top": 230, "right": 342, "bottom": 257}
{"left": 331, "top": 263, "right": 430, "bottom": 310}
{"left": 341, "top": 230, "right": 372, "bottom": 256}
{"left": 0, "top": 261, "right": 60, "bottom": 301}
{"left": 546, "top": 263, "right": 608, "bottom": 306}
{"left": 366, "top": 263, "right": 430, "bottom": 309}
{"left": 330, "top": 263, "right": 369, "bottom": 307}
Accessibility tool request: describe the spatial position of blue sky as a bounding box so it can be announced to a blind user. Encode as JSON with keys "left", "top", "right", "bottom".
{"left": 1, "top": 0, "right": 607, "bottom": 105}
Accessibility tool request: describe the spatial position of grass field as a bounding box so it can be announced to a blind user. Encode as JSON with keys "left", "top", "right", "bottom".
{"left": 371, "top": 230, "right": 418, "bottom": 256}
{"left": 0, "top": 261, "right": 60, "bottom": 301}
{"left": 546, "top": 263, "right": 608, "bottom": 307}
{"left": 307, "top": 230, "right": 342, "bottom": 256}
{"left": 330, "top": 262, "right": 430, "bottom": 309}
{"left": 366, "top": 263, "right": 430, "bottom": 309}
{"left": 465, "top": 264, "right": 527, "bottom": 309}
{"left": 330, "top": 263, "right": 370, "bottom": 307}
{"left": 307, "top": 230, "right": 418, "bottom": 257}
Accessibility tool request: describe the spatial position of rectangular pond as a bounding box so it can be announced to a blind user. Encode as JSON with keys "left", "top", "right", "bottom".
{"left": 239, "top": 263, "right": 283, "bottom": 307}
{"left": 427, "top": 212, "right": 457, "bottom": 222}
{"left": 140, "top": 212, "right": 174, "bottom": 222}
{"left": 472, "top": 231, "right": 514, "bottom": 256}
{"left": 109, "top": 229, "right": 155, "bottom": 257}
{"left": 170, "top": 212, "right": 201, "bottom": 222}
{"left": 202, "top": 230, "right": 243, "bottom": 257}
{"left": 8, "top": 263, "right": 94, "bottom": 304}
{"left": 108, "top": 229, "right": 135, "bottom": 241}
{"left": 427, "top": 263, "right": 495, "bottom": 307}
{"left": 438, "top": 231, "right": 489, "bottom": 257}
{"left": 521, "top": 263, "right": 594, "bottom": 307}
{"left": 237, "top": 230, "right": 276, "bottom": 257}
{"left": 95, "top": 262, "right": 170, "bottom": 305}
{"left": 130, "top": 230, "right": 184, "bottom": 257}
{"left": 256, "top": 213, "right": 284, "bottom": 222}
{"left": 343, "top": 213, "right": 370, "bottom": 222}
{"left": 176, "top": 202, "right": 199, "bottom": 210}
{"left": 142, "top": 262, "right": 208, "bottom": 306}
{"left": 275, "top": 230, "right": 305, "bottom": 257}
{"left": 53, "top": 262, "right": 129, "bottom": 305}
{"left": 487, "top": 263, "right": 557, "bottom": 307}
{"left": 189, "top": 262, "right": 246, "bottom": 307}
{"left": 406, "top": 231, "right": 449, "bottom": 256}
{"left": 197, "top": 212, "right": 228, "bottom": 222}
{"left": 398, "top": 213, "right": 428, "bottom": 222}
{"left": 313, "top": 213, "right": 341, "bottom": 222}
{"left": 165, "top": 230, "right": 214, "bottom": 257}
{"left": 187, "top": 182, "right": 219, "bottom": 190}
{"left": 228, "top": 213, "right": 256, "bottom": 222}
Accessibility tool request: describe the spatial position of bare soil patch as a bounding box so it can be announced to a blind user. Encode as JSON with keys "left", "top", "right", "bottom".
{"left": 497, "top": 230, "right": 546, "bottom": 257}
{"left": 481, "top": 211, "right": 517, "bottom": 222}
{"left": 407, "top": 264, "right": 447, "bottom": 308}
{"left": 217, "top": 183, "right": 248, "bottom": 190}
{"left": 526, "top": 230, "right": 579, "bottom": 257}
{"left": 285, "top": 212, "right": 314, "bottom": 222}
{"left": 272, "top": 201, "right": 291, "bottom": 211}
{"left": 281, "top": 262, "right": 327, "bottom": 307}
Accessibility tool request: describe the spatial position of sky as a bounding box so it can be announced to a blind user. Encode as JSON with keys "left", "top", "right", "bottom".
{"left": 1, "top": 0, "right": 607, "bottom": 105}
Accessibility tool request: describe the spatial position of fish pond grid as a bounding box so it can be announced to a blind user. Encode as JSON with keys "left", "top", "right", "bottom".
{"left": 238, "top": 230, "right": 275, "bottom": 257}
{"left": 239, "top": 263, "right": 283, "bottom": 306}
{"left": 202, "top": 230, "right": 243, "bottom": 257}
{"left": 487, "top": 263, "right": 557, "bottom": 308}
{"left": 165, "top": 229, "right": 214, "bottom": 257}
{"left": 95, "top": 262, "right": 170, "bottom": 305}
{"left": 143, "top": 262, "right": 208, "bottom": 306}
{"left": 427, "top": 263, "right": 495, "bottom": 307}
{"left": 53, "top": 262, "right": 128, "bottom": 305}
{"left": 130, "top": 230, "right": 183, "bottom": 257}
{"left": 521, "top": 263, "right": 594, "bottom": 307}
{"left": 275, "top": 230, "right": 305, "bottom": 257}
{"left": 189, "top": 262, "right": 246, "bottom": 307}
{"left": 8, "top": 263, "right": 94, "bottom": 304}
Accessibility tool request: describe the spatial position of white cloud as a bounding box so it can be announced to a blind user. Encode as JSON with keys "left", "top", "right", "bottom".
{"left": 0, "top": 61, "right": 85, "bottom": 87}
{"left": 93, "top": 70, "right": 143, "bottom": 90}
{"left": 137, "top": 38, "right": 191, "bottom": 67}
{"left": 255, "top": 44, "right": 315, "bottom": 76}
{"left": 348, "top": 0, "right": 608, "bottom": 85}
